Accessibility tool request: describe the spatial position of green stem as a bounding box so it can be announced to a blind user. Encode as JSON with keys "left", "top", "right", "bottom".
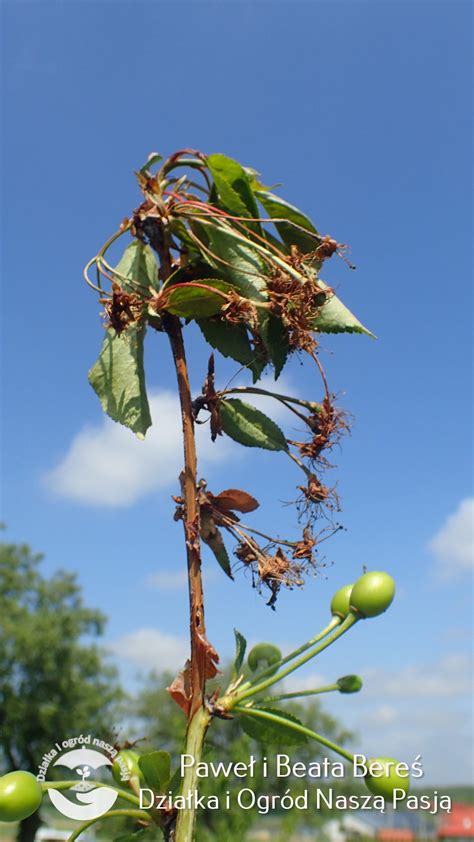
{"left": 234, "top": 706, "right": 354, "bottom": 764}
{"left": 260, "top": 684, "right": 340, "bottom": 703}
{"left": 232, "top": 614, "right": 358, "bottom": 705}
{"left": 235, "top": 615, "right": 340, "bottom": 696}
{"left": 41, "top": 780, "right": 141, "bottom": 807}
{"left": 175, "top": 706, "right": 211, "bottom": 842}
{"left": 66, "top": 809, "right": 151, "bottom": 842}
{"left": 221, "top": 386, "right": 321, "bottom": 412}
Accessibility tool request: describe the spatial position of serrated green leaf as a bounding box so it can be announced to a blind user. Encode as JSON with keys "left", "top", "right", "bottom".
{"left": 239, "top": 708, "right": 308, "bottom": 746}
{"left": 259, "top": 312, "right": 290, "bottom": 379}
{"left": 113, "top": 240, "right": 159, "bottom": 291}
{"left": 88, "top": 326, "right": 151, "bottom": 438}
{"left": 313, "top": 281, "right": 375, "bottom": 337}
{"left": 220, "top": 399, "right": 288, "bottom": 451}
{"left": 197, "top": 318, "right": 266, "bottom": 382}
{"left": 256, "top": 190, "right": 320, "bottom": 253}
{"left": 233, "top": 629, "right": 247, "bottom": 676}
{"left": 165, "top": 280, "right": 231, "bottom": 318}
{"left": 205, "top": 224, "right": 267, "bottom": 302}
{"left": 138, "top": 750, "right": 171, "bottom": 794}
{"left": 207, "top": 154, "right": 261, "bottom": 228}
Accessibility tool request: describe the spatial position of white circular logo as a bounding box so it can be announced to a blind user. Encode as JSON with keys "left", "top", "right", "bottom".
{"left": 45, "top": 745, "right": 119, "bottom": 821}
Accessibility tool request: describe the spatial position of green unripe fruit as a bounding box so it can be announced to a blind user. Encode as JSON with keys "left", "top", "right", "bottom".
{"left": 330, "top": 584, "right": 354, "bottom": 619}
{"left": 365, "top": 756, "right": 410, "bottom": 798}
{"left": 337, "top": 674, "right": 363, "bottom": 694}
{"left": 247, "top": 643, "right": 282, "bottom": 676}
{"left": 350, "top": 571, "right": 395, "bottom": 618}
{"left": 0, "top": 771, "right": 43, "bottom": 823}
{"left": 112, "top": 749, "right": 144, "bottom": 787}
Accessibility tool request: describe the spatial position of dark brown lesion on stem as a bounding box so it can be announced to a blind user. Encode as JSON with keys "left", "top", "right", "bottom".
{"left": 144, "top": 215, "right": 218, "bottom": 718}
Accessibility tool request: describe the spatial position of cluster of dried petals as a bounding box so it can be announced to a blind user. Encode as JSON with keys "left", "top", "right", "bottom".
{"left": 266, "top": 270, "right": 327, "bottom": 353}
{"left": 296, "top": 397, "right": 349, "bottom": 465}
{"left": 221, "top": 291, "right": 259, "bottom": 330}
{"left": 101, "top": 283, "right": 144, "bottom": 334}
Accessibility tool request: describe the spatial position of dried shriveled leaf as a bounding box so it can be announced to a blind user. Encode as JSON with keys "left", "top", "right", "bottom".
{"left": 212, "top": 489, "right": 259, "bottom": 514}
{"left": 220, "top": 398, "right": 288, "bottom": 452}
{"left": 197, "top": 630, "right": 220, "bottom": 680}
{"left": 88, "top": 325, "right": 152, "bottom": 438}
{"left": 167, "top": 663, "right": 192, "bottom": 717}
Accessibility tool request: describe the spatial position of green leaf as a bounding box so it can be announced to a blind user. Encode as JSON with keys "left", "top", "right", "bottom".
{"left": 115, "top": 830, "right": 152, "bottom": 842}
{"left": 88, "top": 326, "right": 152, "bottom": 438}
{"left": 197, "top": 318, "right": 266, "bottom": 382}
{"left": 233, "top": 629, "right": 247, "bottom": 676}
{"left": 201, "top": 510, "right": 234, "bottom": 580}
{"left": 165, "top": 280, "right": 232, "bottom": 318}
{"left": 259, "top": 312, "right": 290, "bottom": 379}
{"left": 256, "top": 190, "right": 320, "bottom": 253}
{"left": 239, "top": 708, "right": 308, "bottom": 746}
{"left": 114, "top": 240, "right": 159, "bottom": 291}
{"left": 313, "top": 281, "right": 375, "bottom": 337}
{"left": 138, "top": 152, "right": 163, "bottom": 174}
{"left": 138, "top": 750, "right": 172, "bottom": 794}
{"left": 205, "top": 224, "right": 267, "bottom": 302}
{"left": 220, "top": 399, "right": 288, "bottom": 451}
{"left": 207, "top": 153, "right": 261, "bottom": 226}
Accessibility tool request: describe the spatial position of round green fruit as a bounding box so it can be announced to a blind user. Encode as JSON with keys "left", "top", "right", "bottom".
{"left": 337, "top": 675, "right": 363, "bottom": 694}
{"left": 0, "top": 771, "right": 43, "bottom": 823}
{"left": 365, "top": 756, "right": 410, "bottom": 798}
{"left": 330, "top": 584, "right": 354, "bottom": 619}
{"left": 112, "top": 750, "right": 143, "bottom": 787}
{"left": 350, "top": 571, "right": 395, "bottom": 618}
{"left": 247, "top": 643, "right": 282, "bottom": 676}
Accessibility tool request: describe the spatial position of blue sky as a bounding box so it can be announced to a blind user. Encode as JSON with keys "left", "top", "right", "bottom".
{"left": 2, "top": 1, "right": 472, "bottom": 785}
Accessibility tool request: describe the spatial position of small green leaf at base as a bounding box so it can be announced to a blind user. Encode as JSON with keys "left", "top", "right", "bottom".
{"left": 239, "top": 708, "right": 308, "bottom": 746}
{"left": 233, "top": 629, "right": 247, "bottom": 676}
{"left": 88, "top": 325, "right": 152, "bottom": 438}
{"left": 220, "top": 399, "right": 288, "bottom": 451}
{"left": 138, "top": 751, "right": 172, "bottom": 794}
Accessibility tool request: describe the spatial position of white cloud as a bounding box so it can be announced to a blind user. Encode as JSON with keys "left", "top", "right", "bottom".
{"left": 146, "top": 568, "right": 218, "bottom": 591}
{"left": 363, "top": 652, "right": 472, "bottom": 699}
{"left": 44, "top": 375, "right": 296, "bottom": 507}
{"left": 429, "top": 497, "right": 474, "bottom": 579}
{"left": 145, "top": 571, "right": 189, "bottom": 591}
{"left": 108, "top": 628, "right": 189, "bottom": 672}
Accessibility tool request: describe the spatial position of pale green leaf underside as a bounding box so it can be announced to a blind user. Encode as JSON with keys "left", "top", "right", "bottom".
{"left": 88, "top": 326, "right": 152, "bottom": 438}
{"left": 220, "top": 398, "right": 288, "bottom": 451}
{"left": 114, "top": 240, "right": 159, "bottom": 291}
{"left": 314, "top": 281, "right": 376, "bottom": 338}
{"left": 239, "top": 707, "right": 308, "bottom": 746}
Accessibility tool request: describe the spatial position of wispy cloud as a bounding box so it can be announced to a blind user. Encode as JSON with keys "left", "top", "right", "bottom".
{"left": 428, "top": 497, "right": 474, "bottom": 579}
{"left": 43, "top": 376, "right": 295, "bottom": 507}
{"left": 108, "top": 628, "right": 189, "bottom": 672}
